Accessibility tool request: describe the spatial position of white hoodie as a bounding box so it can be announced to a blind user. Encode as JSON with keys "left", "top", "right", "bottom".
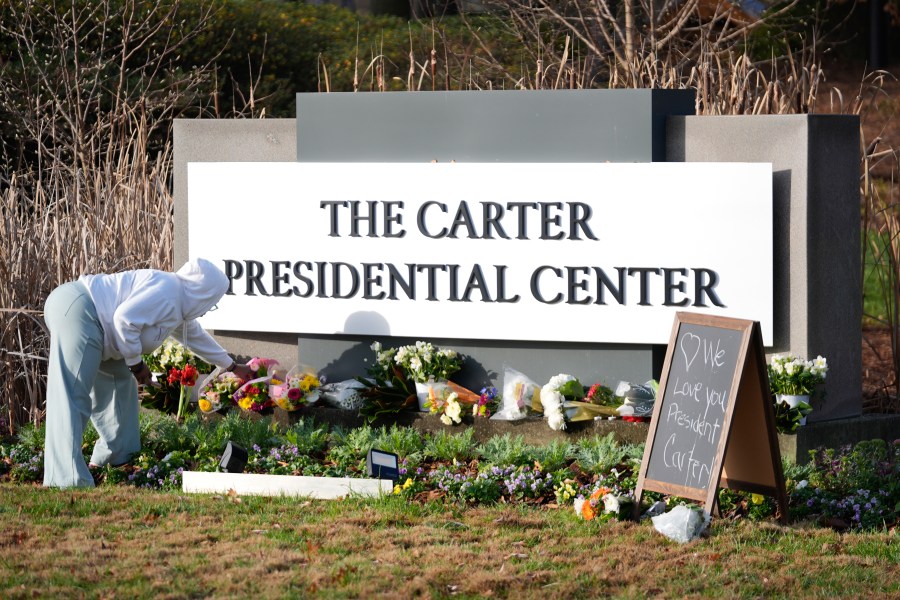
{"left": 79, "top": 258, "right": 232, "bottom": 368}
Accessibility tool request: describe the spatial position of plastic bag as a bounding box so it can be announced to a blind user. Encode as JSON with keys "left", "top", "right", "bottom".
{"left": 651, "top": 505, "right": 711, "bottom": 543}
{"left": 490, "top": 365, "right": 541, "bottom": 421}
{"left": 615, "top": 379, "right": 658, "bottom": 419}
{"left": 320, "top": 379, "right": 367, "bottom": 411}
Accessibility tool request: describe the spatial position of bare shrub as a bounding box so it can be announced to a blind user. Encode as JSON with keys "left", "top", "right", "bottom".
{"left": 0, "top": 0, "right": 219, "bottom": 432}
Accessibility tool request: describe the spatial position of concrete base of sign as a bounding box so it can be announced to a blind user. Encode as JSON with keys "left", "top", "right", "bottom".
{"left": 182, "top": 470, "right": 393, "bottom": 498}
{"left": 776, "top": 413, "right": 900, "bottom": 464}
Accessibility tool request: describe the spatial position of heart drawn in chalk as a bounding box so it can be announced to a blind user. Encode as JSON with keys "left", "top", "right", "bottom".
{"left": 680, "top": 332, "right": 701, "bottom": 372}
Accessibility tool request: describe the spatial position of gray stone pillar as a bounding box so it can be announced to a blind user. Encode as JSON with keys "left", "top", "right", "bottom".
{"left": 667, "top": 115, "right": 861, "bottom": 421}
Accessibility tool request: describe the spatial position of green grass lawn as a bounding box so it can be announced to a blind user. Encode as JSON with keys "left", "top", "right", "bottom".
{"left": 0, "top": 484, "right": 897, "bottom": 599}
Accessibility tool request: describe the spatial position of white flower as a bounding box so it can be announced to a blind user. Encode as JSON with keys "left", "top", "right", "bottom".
{"left": 548, "top": 409, "right": 566, "bottom": 431}
{"left": 370, "top": 341, "right": 382, "bottom": 352}
{"left": 540, "top": 387, "right": 563, "bottom": 411}
{"left": 440, "top": 413, "right": 452, "bottom": 426}
{"left": 573, "top": 498, "right": 585, "bottom": 518}
{"left": 812, "top": 356, "right": 828, "bottom": 378}
{"left": 602, "top": 493, "right": 621, "bottom": 514}
{"left": 445, "top": 395, "right": 462, "bottom": 422}
{"left": 796, "top": 479, "right": 808, "bottom": 490}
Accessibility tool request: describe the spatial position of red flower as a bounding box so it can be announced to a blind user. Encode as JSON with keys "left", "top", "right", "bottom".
{"left": 181, "top": 364, "right": 199, "bottom": 386}
{"left": 168, "top": 367, "right": 182, "bottom": 385}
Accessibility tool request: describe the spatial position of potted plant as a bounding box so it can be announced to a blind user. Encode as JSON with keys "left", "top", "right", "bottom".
{"left": 369, "top": 341, "right": 464, "bottom": 411}
{"left": 767, "top": 354, "right": 828, "bottom": 429}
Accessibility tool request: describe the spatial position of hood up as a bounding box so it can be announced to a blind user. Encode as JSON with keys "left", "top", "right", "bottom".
{"left": 176, "top": 258, "right": 229, "bottom": 320}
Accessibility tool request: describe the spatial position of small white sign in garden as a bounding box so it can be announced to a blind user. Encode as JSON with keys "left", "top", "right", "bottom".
{"left": 188, "top": 162, "right": 773, "bottom": 345}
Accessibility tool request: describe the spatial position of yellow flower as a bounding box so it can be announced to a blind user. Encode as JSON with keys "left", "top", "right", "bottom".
{"left": 393, "top": 484, "right": 402, "bottom": 495}
{"left": 751, "top": 493, "right": 765, "bottom": 505}
{"left": 402, "top": 478, "right": 413, "bottom": 490}
{"left": 238, "top": 397, "right": 253, "bottom": 410}
{"left": 198, "top": 398, "right": 212, "bottom": 412}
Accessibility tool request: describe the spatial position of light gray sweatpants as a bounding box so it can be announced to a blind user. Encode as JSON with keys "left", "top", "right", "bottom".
{"left": 43, "top": 281, "right": 141, "bottom": 488}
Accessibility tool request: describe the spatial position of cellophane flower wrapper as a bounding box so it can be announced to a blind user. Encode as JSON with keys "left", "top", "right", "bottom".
{"left": 271, "top": 365, "right": 322, "bottom": 411}
{"left": 197, "top": 367, "right": 244, "bottom": 414}
{"left": 232, "top": 358, "right": 279, "bottom": 413}
{"left": 491, "top": 365, "right": 541, "bottom": 421}
{"left": 415, "top": 378, "right": 452, "bottom": 412}
{"left": 614, "top": 380, "right": 658, "bottom": 417}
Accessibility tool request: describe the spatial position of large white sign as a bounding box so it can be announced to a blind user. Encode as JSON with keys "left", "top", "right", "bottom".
{"left": 188, "top": 162, "right": 773, "bottom": 345}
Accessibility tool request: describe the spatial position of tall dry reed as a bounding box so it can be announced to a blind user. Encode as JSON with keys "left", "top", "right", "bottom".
{"left": 0, "top": 0, "right": 216, "bottom": 433}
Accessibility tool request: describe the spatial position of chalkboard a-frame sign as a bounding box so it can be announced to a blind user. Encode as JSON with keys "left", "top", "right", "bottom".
{"left": 633, "top": 312, "right": 788, "bottom": 522}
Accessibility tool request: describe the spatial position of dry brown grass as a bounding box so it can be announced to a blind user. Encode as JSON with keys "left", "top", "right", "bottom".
{"left": 1, "top": 484, "right": 897, "bottom": 598}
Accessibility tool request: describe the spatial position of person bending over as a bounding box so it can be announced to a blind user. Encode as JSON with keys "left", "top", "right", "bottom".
{"left": 42, "top": 258, "right": 254, "bottom": 488}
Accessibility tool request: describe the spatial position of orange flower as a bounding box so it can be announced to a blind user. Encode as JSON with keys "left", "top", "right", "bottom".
{"left": 582, "top": 500, "right": 597, "bottom": 521}
{"left": 589, "top": 487, "right": 610, "bottom": 503}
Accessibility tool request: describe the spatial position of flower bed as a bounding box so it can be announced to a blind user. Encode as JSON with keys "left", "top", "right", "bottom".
{"left": 1, "top": 412, "right": 896, "bottom": 532}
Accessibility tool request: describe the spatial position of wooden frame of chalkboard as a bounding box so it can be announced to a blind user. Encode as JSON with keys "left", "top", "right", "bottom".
{"left": 633, "top": 312, "right": 788, "bottom": 523}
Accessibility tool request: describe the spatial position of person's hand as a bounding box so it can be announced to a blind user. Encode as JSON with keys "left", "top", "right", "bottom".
{"left": 231, "top": 363, "right": 256, "bottom": 382}
{"left": 131, "top": 363, "right": 152, "bottom": 385}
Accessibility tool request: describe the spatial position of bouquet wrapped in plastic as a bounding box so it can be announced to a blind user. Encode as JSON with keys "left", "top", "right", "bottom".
{"left": 270, "top": 365, "right": 322, "bottom": 411}
{"left": 232, "top": 358, "right": 279, "bottom": 413}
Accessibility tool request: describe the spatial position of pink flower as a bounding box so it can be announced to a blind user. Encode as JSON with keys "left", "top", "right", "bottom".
{"left": 248, "top": 357, "right": 279, "bottom": 373}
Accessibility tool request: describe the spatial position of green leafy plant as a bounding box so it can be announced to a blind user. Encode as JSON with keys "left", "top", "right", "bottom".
{"left": 373, "top": 424, "right": 426, "bottom": 465}
{"left": 327, "top": 425, "right": 379, "bottom": 473}
{"left": 773, "top": 399, "right": 811, "bottom": 434}
{"left": 789, "top": 440, "right": 900, "bottom": 529}
{"left": 356, "top": 364, "right": 418, "bottom": 423}
{"left": 424, "top": 428, "right": 477, "bottom": 462}
{"left": 572, "top": 432, "right": 627, "bottom": 475}
{"left": 532, "top": 439, "right": 575, "bottom": 473}
{"left": 477, "top": 433, "right": 536, "bottom": 467}
{"left": 282, "top": 418, "right": 331, "bottom": 456}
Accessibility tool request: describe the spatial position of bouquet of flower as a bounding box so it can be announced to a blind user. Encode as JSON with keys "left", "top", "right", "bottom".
{"left": 540, "top": 374, "right": 623, "bottom": 430}
{"left": 198, "top": 369, "right": 245, "bottom": 414}
{"left": 573, "top": 474, "right": 635, "bottom": 521}
{"left": 166, "top": 364, "right": 199, "bottom": 421}
{"left": 585, "top": 382, "right": 617, "bottom": 406}
{"left": 371, "top": 340, "right": 463, "bottom": 384}
{"left": 144, "top": 337, "right": 212, "bottom": 374}
{"left": 768, "top": 354, "right": 828, "bottom": 396}
{"left": 540, "top": 374, "right": 583, "bottom": 431}
{"left": 141, "top": 338, "right": 211, "bottom": 415}
{"left": 232, "top": 358, "right": 279, "bottom": 413}
{"left": 426, "top": 390, "right": 464, "bottom": 426}
{"left": 473, "top": 386, "right": 498, "bottom": 418}
{"left": 271, "top": 367, "right": 322, "bottom": 411}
